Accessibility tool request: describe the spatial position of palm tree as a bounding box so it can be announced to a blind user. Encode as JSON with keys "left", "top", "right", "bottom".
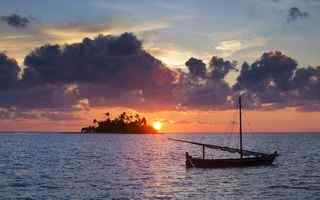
{"left": 105, "top": 112, "right": 110, "bottom": 119}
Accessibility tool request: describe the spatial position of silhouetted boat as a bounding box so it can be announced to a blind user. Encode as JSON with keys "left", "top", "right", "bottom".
{"left": 169, "top": 96, "right": 279, "bottom": 168}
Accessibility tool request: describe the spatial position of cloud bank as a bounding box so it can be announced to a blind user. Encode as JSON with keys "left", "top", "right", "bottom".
{"left": 0, "top": 14, "right": 32, "bottom": 28}
{"left": 0, "top": 32, "right": 320, "bottom": 121}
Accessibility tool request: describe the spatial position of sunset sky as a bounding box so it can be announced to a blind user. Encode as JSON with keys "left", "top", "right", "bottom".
{"left": 0, "top": 0, "right": 320, "bottom": 132}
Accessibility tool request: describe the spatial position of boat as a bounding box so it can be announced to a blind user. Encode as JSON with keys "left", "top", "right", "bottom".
{"left": 169, "top": 96, "right": 279, "bottom": 168}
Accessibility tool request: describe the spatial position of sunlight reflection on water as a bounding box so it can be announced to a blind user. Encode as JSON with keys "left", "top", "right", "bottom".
{"left": 0, "top": 133, "right": 319, "bottom": 199}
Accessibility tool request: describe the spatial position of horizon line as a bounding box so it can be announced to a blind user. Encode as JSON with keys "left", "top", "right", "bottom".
{"left": 0, "top": 131, "right": 319, "bottom": 134}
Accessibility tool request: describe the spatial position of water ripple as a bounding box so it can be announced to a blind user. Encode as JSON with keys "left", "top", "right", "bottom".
{"left": 0, "top": 133, "right": 319, "bottom": 199}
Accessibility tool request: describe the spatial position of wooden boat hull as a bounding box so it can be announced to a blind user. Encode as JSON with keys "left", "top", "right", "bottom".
{"left": 186, "top": 152, "right": 277, "bottom": 168}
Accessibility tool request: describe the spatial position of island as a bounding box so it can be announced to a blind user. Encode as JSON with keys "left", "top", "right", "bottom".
{"left": 81, "top": 112, "right": 158, "bottom": 134}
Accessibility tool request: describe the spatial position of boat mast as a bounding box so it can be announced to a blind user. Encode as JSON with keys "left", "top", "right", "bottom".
{"left": 239, "top": 95, "right": 243, "bottom": 158}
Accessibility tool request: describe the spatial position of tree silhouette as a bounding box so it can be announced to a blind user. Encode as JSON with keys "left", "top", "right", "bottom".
{"left": 81, "top": 112, "right": 157, "bottom": 134}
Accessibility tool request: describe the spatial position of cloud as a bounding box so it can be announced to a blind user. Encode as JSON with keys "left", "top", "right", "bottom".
{"left": 178, "top": 56, "right": 236, "bottom": 110}
{"left": 0, "top": 53, "right": 20, "bottom": 89}
{"left": 287, "top": 7, "right": 309, "bottom": 22}
{"left": 234, "top": 51, "right": 320, "bottom": 111}
{"left": 215, "top": 37, "right": 267, "bottom": 57}
{"left": 216, "top": 40, "right": 243, "bottom": 57}
{"left": 0, "top": 32, "right": 236, "bottom": 116}
{"left": 292, "top": 66, "right": 320, "bottom": 103}
{"left": 0, "top": 19, "right": 171, "bottom": 65}
{"left": 0, "top": 33, "right": 48, "bottom": 65}
{"left": 0, "top": 84, "right": 81, "bottom": 111}
{"left": 185, "top": 57, "right": 207, "bottom": 78}
{"left": 181, "top": 78, "right": 234, "bottom": 110}
{"left": 235, "top": 51, "right": 297, "bottom": 92}
{"left": 0, "top": 14, "right": 32, "bottom": 28}
{"left": 0, "top": 32, "right": 320, "bottom": 122}
{"left": 41, "top": 20, "right": 170, "bottom": 44}
{"left": 144, "top": 42, "right": 198, "bottom": 67}
{"left": 22, "top": 33, "right": 144, "bottom": 84}
{"left": 18, "top": 33, "right": 178, "bottom": 112}
{"left": 209, "top": 56, "right": 238, "bottom": 80}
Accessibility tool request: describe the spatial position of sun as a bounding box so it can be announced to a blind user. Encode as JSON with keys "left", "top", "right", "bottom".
{"left": 152, "top": 121, "right": 162, "bottom": 131}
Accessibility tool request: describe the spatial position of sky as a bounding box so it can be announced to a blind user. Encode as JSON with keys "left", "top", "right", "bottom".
{"left": 0, "top": 0, "right": 320, "bottom": 132}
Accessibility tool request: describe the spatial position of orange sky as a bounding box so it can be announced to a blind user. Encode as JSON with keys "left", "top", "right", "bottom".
{"left": 1, "top": 108, "right": 319, "bottom": 133}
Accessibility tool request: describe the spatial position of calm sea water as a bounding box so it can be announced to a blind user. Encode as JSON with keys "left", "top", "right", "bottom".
{"left": 0, "top": 133, "right": 319, "bottom": 200}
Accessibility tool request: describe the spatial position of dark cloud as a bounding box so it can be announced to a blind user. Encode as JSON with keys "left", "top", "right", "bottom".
{"left": 0, "top": 33, "right": 320, "bottom": 120}
{"left": 0, "top": 53, "right": 20, "bottom": 89}
{"left": 234, "top": 51, "right": 297, "bottom": 92}
{"left": 21, "top": 33, "right": 177, "bottom": 111}
{"left": 181, "top": 57, "right": 235, "bottom": 109}
{"left": 234, "top": 51, "right": 297, "bottom": 107}
{"left": 234, "top": 51, "right": 320, "bottom": 111}
{"left": 0, "top": 52, "right": 86, "bottom": 120}
{"left": 0, "top": 84, "right": 80, "bottom": 111}
{"left": 0, "top": 14, "right": 32, "bottom": 28}
{"left": 287, "top": 7, "right": 309, "bottom": 22}
{"left": 0, "top": 33, "right": 179, "bottom": 118}
{"left": 185, "top": 57, "right": 206, "bottom": 78}
{"left": 209, "top": 56, "right": 238, "bottom": 80}
{"left": 292, "top": 66, "right": 320, "bottom": 102}
{"left": 181, "top": 79, "right": 233, "bottom": 110}
{"left": 22, "top": 33, "right": 172, "bottom": 85}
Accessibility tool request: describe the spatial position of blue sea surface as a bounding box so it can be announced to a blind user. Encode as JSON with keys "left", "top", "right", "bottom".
{"left": 0, "top": 133, "right": 319, "bottom": 199}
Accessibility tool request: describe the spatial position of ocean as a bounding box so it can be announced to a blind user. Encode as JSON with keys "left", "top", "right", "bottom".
{"left": 0, "top": 133, "right": 319, "bottom": 199}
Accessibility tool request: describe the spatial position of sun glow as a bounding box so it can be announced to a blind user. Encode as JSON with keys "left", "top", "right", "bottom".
{"left": 152, "top": 121, "right": 162, "bottom": 131}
